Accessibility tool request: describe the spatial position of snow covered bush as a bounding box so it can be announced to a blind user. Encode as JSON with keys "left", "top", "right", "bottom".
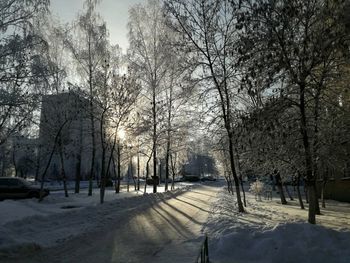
{"left": 250, "top": 180, "right": 265, "bottom": 201}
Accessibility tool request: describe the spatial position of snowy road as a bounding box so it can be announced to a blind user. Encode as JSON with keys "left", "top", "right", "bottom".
{"left": 3, "top": 184, "right": 220, "bottom": 263}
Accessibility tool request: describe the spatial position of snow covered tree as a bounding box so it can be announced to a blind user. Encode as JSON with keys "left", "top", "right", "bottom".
{"left": 128, "top": 0, "right": 175, "bottom": 193}
{"left": 65, "top": 0, "right": 109, "bottom": 196}
{"left": 97, "top": 70, "right": 140, "bottom": 202}
{"left": 165, "top": 0, "right": 245, "bottom": 212}
{"left": 0, "top": 0, "right": 50, "bottom": 146}
{"left": 240, "top": 0, "right": 349, "bottom": 224}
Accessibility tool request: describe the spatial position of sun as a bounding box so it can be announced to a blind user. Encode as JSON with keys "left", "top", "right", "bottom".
{"left": 117, "top": 128, "right": 126, "bottom": 140}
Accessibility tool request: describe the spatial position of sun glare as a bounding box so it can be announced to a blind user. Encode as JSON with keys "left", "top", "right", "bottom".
{"left": 117, "top": 128, "right": 126, "bottom": 140}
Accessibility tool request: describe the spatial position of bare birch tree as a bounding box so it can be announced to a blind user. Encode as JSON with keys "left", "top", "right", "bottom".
{"left": 128, "top": 0, "right": 173, "bottom": 193}
{"left": 165, "top": 0, "right": 245, "bottom": 212}
{"left": 65, "top": 0, "right": 108, "bottom": 196}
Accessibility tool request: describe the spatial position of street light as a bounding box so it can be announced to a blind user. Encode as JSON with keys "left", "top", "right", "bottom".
{"left": 117, "top": 128, "right": 126, "bottom": 141}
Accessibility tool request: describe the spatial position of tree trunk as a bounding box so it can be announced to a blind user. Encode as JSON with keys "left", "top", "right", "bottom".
{"left": 137, "top": 150, "right": 140, "bottom": 191}
{"left": 235, "top": 156, "right": 246, "bottom": 206}
{"left": 127, "top": 162, "right": 130, "bottom": 192}
{"left": 270, "top": 174, "right": 276, "bottom": 191}
{"left": 159, "top": 162, "right": 162, "bottom": 186}
{"left": 39, "top": 144, "right": 56, "bottom": 202}
{"left": 285, "top": 184, "right": 293, "bottom": 200}
{"left": 321, "top": 180, "right": 327, "bottom": 208}
{"left": 152, "top": 81, "right": 157, "bottom": 193}
{"left": 226, "top": 176, "right": 231, "bottom": 194}
{"left": 12, "top": 150, "right": 18, "bottom": 177}
{"left": 87, "top": 19, "right": 96, "bottom": 197}
{"left": 275, "top": 171, "right": 287, "bottom": 204}
{"left": 224, "top": 175, "right": 231, "bottom": 193}
{"left": 144, "top": 154, "right": 152, "bottom": 194}
{"left": 75, "top": 119, "right": 83, "bottom": 194}
{"left": 88, "top": 110, "right": 96, "bottom": 196}
{"left": 170, "top": 152, "right": 176, "bottom": 190}
{"left": 313, "top": 88, "right": 321, "bottom": 215}
{"left": 307, "top": 182, "right": 317, "bottom": 224}
{"left": 112, "top": 153, "right": 117, "bottom": 191}
{"left": 228, "top": 133, "right": 244, "bottom": 212}
{"left": 131, "top": 161, "right": 137, "bottom": 191}
{"left": 304, "top": 184, "right": 309, "bottom": 203}
{"left": 165, "top": 85, "right": 172, "bottom": 192}
{"left": 299, "top": 82, "right": 316, "bottom": 224}
{"left": 35, "top": 145, "right": 41, "bottom": 182}
{"left": 100, "top": 112, "right": 107, "bottom": 204}
{"left": 106, "top": 136, "right": 116, "bottom": 192}
{"left": 99, "top": 147, "right": 106, "bottom": 203}
{"left": 165, "top": 138, "right": 170, "bottom": 192}
{"left": 229, "top": 174, "right": 234, "bottom": 194}
{"left": 39, "top": 120, "right": 68, "bottom": 202}
{"left": 1, "top": 157, "right": 6, "bottom": 177}
{"left": 240, "top": 175, "right": 247, "bottom": 207}
{"left": 313, "top": 183, "right": 321, "bottom": 215}
{"left": 296, "top": 172, "right": 305, "bottom": 209}
{"left": 75, "top": 155, "right": 81, "bottom": 194}
{"left": 116, "top": 142, "right": 121, "bottom": 193}
{"left": 58, "top": 141, "right": 68, "bottom": 198}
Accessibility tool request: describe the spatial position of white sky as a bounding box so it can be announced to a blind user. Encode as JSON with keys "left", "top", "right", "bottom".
{"left": 50, "top": 0, "right": 146, "bottom": 52}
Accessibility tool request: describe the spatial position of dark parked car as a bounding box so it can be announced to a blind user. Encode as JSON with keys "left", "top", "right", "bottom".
{"left": 183, "top": 175, "right": 200, "bottom": 182}
{"left": 0, "top": 177, "right": 50, "bottom": 201}
{"left": 146, "top": 176, "right": 159, "bottom": 185}
{"left": 201, "top": 176, "right": 217, "bottom": 182}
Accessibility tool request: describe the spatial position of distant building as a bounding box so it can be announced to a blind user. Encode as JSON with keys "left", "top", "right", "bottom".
{"left": 38, "top": 92, "right": 105, "bottom": 181}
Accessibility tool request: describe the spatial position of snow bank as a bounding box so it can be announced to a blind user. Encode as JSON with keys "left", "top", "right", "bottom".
{"left": 0, "top": 182, "right": 192, "bottom": 226}
{"left": 204, "top": 188, "right": 350, "bottom": 263}
{"left": 210, "top": 223, "right": 350, "bottom": 263}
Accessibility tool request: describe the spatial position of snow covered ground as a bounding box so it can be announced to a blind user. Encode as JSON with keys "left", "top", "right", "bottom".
{"left": 1, "top": 181, "right": 349, "bottom": 262}
{"left": 0, "top": 181, "right": 192, "bottom": 257}
{"left": 204, "top": 187, "right": 350, "bottom": 263}
{"left": 0, "top": 181, "right": 191, "bottom": 226}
